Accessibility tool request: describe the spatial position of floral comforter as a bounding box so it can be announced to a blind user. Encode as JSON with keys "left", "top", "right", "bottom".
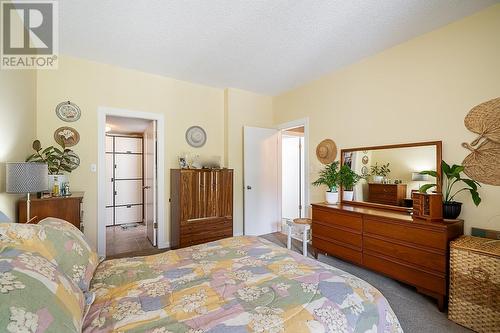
{"left": 84, "top": 236, "right": 402, "bottom": 333}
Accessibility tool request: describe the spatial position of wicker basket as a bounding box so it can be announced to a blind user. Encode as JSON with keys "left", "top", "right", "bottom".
{"left": 448, "top": 236, "right": 500, "bottom": 332}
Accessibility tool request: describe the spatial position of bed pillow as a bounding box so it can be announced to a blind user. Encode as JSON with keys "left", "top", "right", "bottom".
{"left": 37, "top": 218, "right": 100, "bottom": 292}
{"left": 0, "top": 246, "right": 85, "bottom": 333}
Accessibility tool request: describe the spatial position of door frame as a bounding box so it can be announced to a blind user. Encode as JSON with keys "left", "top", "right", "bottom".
{"left": 277, "top": 118, "right": 310, "bottom": 225}
{"left": 97, "top": 107, "right": 167, "bottom": 257}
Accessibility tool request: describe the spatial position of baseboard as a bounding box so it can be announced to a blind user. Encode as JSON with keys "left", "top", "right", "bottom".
{"left": 233, "top": 232, "right": 243, "bottom": 237}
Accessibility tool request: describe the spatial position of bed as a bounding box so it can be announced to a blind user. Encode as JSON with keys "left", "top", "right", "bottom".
{"left": 1, "top": 220, "right": 402, "bottom": 333}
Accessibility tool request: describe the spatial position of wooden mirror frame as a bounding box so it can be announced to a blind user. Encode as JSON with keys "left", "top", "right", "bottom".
{"left": 340, "top": 141, "right": 442, "bottom": 212}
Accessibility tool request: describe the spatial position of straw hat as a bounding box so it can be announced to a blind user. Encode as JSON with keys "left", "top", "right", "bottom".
{"left": 316, "top": 139, "right": 337, "bottom": 164}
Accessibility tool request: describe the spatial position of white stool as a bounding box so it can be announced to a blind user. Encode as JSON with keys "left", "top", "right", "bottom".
{"left": 286, "top": 218, "right": 312, "bottom": 257}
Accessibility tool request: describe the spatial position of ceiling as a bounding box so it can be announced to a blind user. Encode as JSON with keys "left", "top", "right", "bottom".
{"left": 106, "top": 116, "right": 152, "bottom": 135}
{"left": 60, "top": 1, "right": 497, "bottom": 95}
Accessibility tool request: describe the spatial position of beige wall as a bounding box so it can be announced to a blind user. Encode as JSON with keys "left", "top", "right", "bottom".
{"left": 0, "top": 70, "right": 37, "bottom": 220}
{"left": 274, "top": 5, "right": 500, "bottom": 232}
{"left": 225, "top": 88, "right": 274, "bottom": 235}
{"left": 36, "top": 56, "right": 225, "bottom": 248}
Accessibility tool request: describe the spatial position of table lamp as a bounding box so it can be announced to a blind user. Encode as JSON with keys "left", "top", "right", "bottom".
{"left": 6, "top": 162, "right": 48, "bottom": 223}
{"left": 412, "top": 172, "right": 429, "bottom": 190}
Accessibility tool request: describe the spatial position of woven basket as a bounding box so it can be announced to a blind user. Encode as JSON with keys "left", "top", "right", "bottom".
{"left": 448, "top": 236, "right": 500, "bottom": 332}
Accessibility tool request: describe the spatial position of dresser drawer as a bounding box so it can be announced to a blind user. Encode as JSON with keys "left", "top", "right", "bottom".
{"left": 369, "top": 184, "right": 397, "bottom": 194}
{"left": 364, "top": 236, "right": 446, "bottom": 273}
{"left": 364, "top": 218, "right": 446, "bottom": 250}
{"left": 313, "top": 237, "right": 362, "bottom": 265}
{"left": 313, "top": 208, "right": 362, "bottom": 232}
{"left": 363, "top": 253, "right": 446, "bottom": 294}
{"left": 313, "top": 222, "right": 362, "bottom": 249}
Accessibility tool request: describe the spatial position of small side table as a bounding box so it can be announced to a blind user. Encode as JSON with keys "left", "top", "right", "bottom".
{"left": 286, "top": 218, "right": 312, "bottom": 257}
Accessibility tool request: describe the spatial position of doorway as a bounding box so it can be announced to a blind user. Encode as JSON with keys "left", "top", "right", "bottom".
{"left": 281, "top": 126, "right": 305, "bottom": 220}
{"left": 242, "top": 118, "right": 309, "bottom": 237}
{"left": 97, "top": 107, "right": 166, "bottom": 257}
{"left": 104, "top": 116, "right": 156, "bottom": 257}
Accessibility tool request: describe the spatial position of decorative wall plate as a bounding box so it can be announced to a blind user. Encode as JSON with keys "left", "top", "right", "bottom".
{"left": 186, "top": 126, "right": 207, "bottom": 148}
{"left": 361, "top": 166, "right": 369, "bottom": 176}
{"left": 362, "top": 156, "right": 369, "bottom": 164}
{"left": 54, "top": 127, "right": 80, "bottom": 147}
{"left": 55, "top": 101, "right": 81, "bottom": 122}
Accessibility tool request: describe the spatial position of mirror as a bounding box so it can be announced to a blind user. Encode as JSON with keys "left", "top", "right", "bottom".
{"left": 340, "top": 141, "right": 442, "bottom": 210}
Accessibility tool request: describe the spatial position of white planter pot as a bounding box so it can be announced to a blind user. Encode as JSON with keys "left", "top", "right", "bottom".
{"left": 343, "top": 190, "right": 354, "bottom": 201}
{"left": 372, "top": 175, "right": 384, "bottom": 183}
{"left": 48, "top": 174, "right": 67, "bottom": 194}
{"left": 325, "top": 191, "right": 339, "bottom": 204}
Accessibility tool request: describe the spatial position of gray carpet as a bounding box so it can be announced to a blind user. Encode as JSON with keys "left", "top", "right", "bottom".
{"left": 261, "top": 233, "right": 472, "bottom": 333}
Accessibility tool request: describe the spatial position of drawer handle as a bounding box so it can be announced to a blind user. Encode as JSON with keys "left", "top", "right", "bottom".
{"left": 470, "top": 267, "right": 489, "bottom": 282}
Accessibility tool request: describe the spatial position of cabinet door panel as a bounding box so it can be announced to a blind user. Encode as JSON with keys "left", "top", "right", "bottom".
{"left": 106, "top": 207, "right": 114, "bottom": 226}
{"left": 115, "top": 137, "right": 142, "bottom": 153}
{"left": 115, "top": 154, "right": 142, "bottom": 179}
{"left": 105, "top": 136, "right": 114, "bottom": 153}
{"left": 115, "top": 205, "right": 143, "bottom": 224}
{"left": 115, "top": 180, "right": 143, "bottom": 205}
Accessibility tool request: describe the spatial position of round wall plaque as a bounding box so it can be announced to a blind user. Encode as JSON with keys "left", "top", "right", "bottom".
{"left": 54, "top": 126, "right": 80, "bottom": 147}
{"left": 185, "top": 126, "right": 207, "bottom": 148}
{"left": 55, "top": 101, "right": 81, "bottom": 122}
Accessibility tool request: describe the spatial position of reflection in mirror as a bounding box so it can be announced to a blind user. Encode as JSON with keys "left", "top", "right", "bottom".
{"left": 342, "top": 145, "right": 437, "bottom": 207}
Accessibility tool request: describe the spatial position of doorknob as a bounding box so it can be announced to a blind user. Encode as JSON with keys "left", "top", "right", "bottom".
{"left": 246, "top": 186, "right": 252, "bottom": 190}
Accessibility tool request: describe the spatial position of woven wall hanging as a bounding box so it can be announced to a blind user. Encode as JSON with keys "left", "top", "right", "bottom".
{"left": 462, "top": 97, "right": 500, "bottom": 186}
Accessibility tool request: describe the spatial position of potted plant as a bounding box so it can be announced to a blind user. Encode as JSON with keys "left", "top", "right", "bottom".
{"left": 419, "top": 161, "right": 481, "bottom": 219}
{"left": 26, "top": 140, "right": 80, "bottom": 191}
{"left": 338, "top": 165, "right": 362, "bottom": 201}
{"left": 312, "top": 161, "right": 340, "bottom": 204}
{"left": 370, "top": 163, "right": 390, "bottom": 183}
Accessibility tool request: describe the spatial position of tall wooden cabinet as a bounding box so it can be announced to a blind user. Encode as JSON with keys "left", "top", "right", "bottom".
{"left": 170, "top": 169, "right": 233, "bottom": 249}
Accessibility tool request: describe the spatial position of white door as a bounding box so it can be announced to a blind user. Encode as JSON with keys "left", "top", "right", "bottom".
{"left": 281, "top": 135, "right": 304, "bottom": 219}
{"left": 144, "top": 121, "right": 157, "bottom": 246}
{"left": 243, "top": 126, "right": 279, "bottom": 236}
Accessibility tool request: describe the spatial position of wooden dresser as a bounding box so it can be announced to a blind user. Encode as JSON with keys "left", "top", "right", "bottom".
{"left": 311, "top": 203, "right": 463, "bottom": 310}
{"left": 170, "top": 169, "right": 233, "bottom": 249}
{"left": 368, "top": 183, "right": 407, "bottom": 206}
{"left": 18, "top": 192, "right": 84, "bottom": 229}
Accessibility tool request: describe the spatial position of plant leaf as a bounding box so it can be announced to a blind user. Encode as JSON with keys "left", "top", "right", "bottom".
{"left": 469, "top": 189, "right": 481, "bottom": 206}
{"left": 419, "top": 183, "right": 436, "bottom": 193}
{"left": 419, "top": 170, "right": 437, "bottom": 178}
{"left": 441, "top": 161, "right": 451, "bottom": 177}
{"left": 461, "top": 178, "right": 478, "bottom": 191}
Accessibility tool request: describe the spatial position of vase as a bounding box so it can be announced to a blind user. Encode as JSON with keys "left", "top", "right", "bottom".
{"left": 343, "top": 190, "right": 354, "bottom": 201}
{"left": 325, "top": 191, "right": 339, "bottom": 204}
{"left": 443, "top": 201, "right": 462, "bottom": 219}
{"left": 372, "top": 175, "right": 384, "bottom": 183}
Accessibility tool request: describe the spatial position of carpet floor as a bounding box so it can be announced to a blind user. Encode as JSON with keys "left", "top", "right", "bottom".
{"left": 261, "top": 232, "right": 472, "bottom": 333}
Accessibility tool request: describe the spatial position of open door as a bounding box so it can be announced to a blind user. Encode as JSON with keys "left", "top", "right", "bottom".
{"left": 144, "top": 121, "right": 157, "bottom": 246}
{"left": 243, "top": 126, "right": 279, "bottom": 236}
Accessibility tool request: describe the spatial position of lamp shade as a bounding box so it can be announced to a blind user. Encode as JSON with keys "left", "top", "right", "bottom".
{"left": 0, "top": 210, "right": 11, "bottom": 222}
{"left": 412, "top": 172, "right": 429, "bottom": 182}
{"left": 6, "top": 162, "right": 48, "bottom": 193}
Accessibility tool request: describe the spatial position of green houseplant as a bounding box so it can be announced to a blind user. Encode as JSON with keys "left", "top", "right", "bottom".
{"left": 370, "top": 162, "right": 390, "bottom": 183}
{"left": 312, "top": 161, "right": 341, "bottom": 204}
{"left": 26, "top": 140, "right": 80, "bottom": 191}
{"left": 419, "top": 161, "right": 481, "bottom": 219}
{"left": 338, "top": 165, "right": 362, "bottom": 201}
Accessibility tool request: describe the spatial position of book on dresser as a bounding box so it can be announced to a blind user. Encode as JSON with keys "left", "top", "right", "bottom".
{"left": 311, "top": 202, "right": 463, "bottom": 311}
{"left": 170, "top": 169, "right": 233, "bottom": 249}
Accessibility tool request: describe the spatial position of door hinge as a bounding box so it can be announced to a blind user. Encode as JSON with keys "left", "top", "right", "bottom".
{"left": 153, "top": 222, "right": 158, "bottom": 228}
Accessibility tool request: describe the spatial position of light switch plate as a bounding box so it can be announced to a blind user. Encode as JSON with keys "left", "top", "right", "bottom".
{"left": 90, "top": 164, "right": 97, "bottom": 172}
